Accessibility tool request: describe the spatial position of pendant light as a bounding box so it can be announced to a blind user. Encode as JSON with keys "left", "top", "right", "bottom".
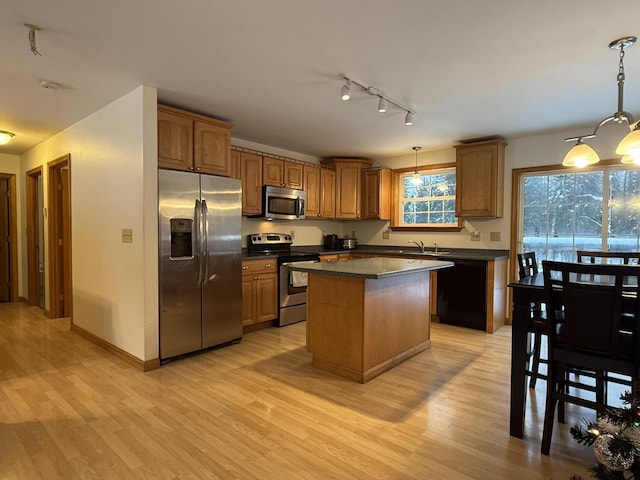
{"left": 563, "top": 36, "right": 639, "bottom": 167}
{"left": 410, "top": 146, "right": 422, "bottom": 186}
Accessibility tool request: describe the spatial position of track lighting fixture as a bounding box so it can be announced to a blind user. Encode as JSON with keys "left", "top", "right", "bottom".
{"left": 404, "top": 111, "right": 415, "bottom": 126}
{"left": 340, "top": 74, "right": 416, "bottom": 126}
{"left": 0, "top": 131, "right": 15, "bottom": 145}
{"left": 563, "top": 36, "right": 640, "bottom": 167}
{"left": 410, "top": 146, "right": 423, "bottom": 186}
{"left": 377, "top": 97, "right": 387, "bottom": 113}
{"left": 341, "top": 79, "right": 351, "bottom": 101}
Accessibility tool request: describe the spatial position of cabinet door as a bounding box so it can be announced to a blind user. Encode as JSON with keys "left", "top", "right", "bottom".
{"left": 231, "top": 148, "right": 241, "bottom": 180}
{"left": 335, "top": 162, "right": 363, "bottom": 219}
{"left": 361, "top": 169, "right": 391, "bottom": 220}
{"left": 284, "top": 161, "right": 303, "bottom": 189}
{"left": 455, "top": 140, "right": 505, "bottom": 218}
{"left": 303, "top": 165, "right": 320, "bottom": 218}
{"left": 263, "top": 158, "right": 284, "bottom": 187}
{"left": 256, "top": 273, "right": 278, "bottom": 322}
{"left": 320, "top": 255, "right": 338, "bottom": 263}
{"left": 320, "top": 168, "right": 336, "bottom": 219}
{"left": 242, "top": 275, "right": 256, "bottom": 326}
{"left": 194, "top": 120, "right": 231, "bottom": 176}
{"left": 241, "top": 153, "right": 263, "bottom": 215}
{"left": 158, "top": 108, "right": 193, "bottom": 171}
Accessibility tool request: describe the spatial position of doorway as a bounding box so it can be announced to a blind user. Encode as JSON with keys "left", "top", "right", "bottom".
{"left": 48, "top": 155, "right": 72, "bottom": 319}
{"left": 26, "top": 167, "right": 45, "bottom": 308}
{"left": 0, "top": 174, "right": 17, "bottom": 302}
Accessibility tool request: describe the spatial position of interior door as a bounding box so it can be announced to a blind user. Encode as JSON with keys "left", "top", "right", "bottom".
{"left": 0, "top": 178, "right": 10, "bottom": 301}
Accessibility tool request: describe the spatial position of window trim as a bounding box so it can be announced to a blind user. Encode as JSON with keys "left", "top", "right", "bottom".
{"left": 390, "top": 162, "right": 464, "bottom": 231}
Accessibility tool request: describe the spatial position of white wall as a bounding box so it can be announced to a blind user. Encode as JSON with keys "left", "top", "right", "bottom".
{"left": 18, "top": 86, "right": 158, "bottom": 361}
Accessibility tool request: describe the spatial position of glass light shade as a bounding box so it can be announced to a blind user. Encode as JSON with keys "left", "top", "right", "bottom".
{"left": 615, "top": 127, "right": 640, "bottom": 159}
{"left": 562, "top": 142, "right": 600, "bottom": 168}
{"left": 621, "top": 155, "right": 640, "bottom": 165}
{"left": 410, "top": 172, "right": 422, "bottom": 185}
{"left": 0, "top": 131, "right": 14, "bottom": 145}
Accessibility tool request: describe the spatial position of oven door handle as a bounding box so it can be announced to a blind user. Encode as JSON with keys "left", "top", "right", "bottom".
{"left": 281, "top": 260, "right": 320, "bottom": 267}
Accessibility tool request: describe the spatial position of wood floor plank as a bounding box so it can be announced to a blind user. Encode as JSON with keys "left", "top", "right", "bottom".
{"left": 0, "top": 302, "right": 597, "bottom": 479}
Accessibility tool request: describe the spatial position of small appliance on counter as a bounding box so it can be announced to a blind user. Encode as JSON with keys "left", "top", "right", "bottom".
{"left": 323, "top": 234, "right": 340, "bottom": 250}
{"left": 341, "top": 237, "right": 357, "bottom": 250}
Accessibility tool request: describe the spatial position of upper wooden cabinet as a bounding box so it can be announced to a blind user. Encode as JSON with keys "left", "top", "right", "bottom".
{"left": 239, "top": 151, "right": 263, "bottom": 216}
{"left": 263, "top": 158, "right": 304, "bottom": 189}
{"left": 303, "top": 164, "right": 320, "bottom": 218}
{"left": 454, "top": 139, "right": 506, "bottom": 218}
{"left": 321, "top": 159, "right": 372, "bottom": 219}
{"left": 320, "top": 167, "right": 336, "bottom": 219}
{"left": 361, "top": 168, "right": 392, "bottom": 220}
{"left": 157, "top": 105, "right": 232, "bottom": 177}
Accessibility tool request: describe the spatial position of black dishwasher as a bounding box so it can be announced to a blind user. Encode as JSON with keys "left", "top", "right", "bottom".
{"left": 436, "top": 259, "right": 486, "bottom": 330}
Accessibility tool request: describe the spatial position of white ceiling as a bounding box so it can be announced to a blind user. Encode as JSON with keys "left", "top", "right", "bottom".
{"left": 3, "top": 1, "right": 640, "bottom": 161}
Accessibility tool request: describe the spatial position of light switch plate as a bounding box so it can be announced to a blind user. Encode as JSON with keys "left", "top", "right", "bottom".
{"left": 490, "top": 232, "right": 501, "bottom": 242}
{"left": 471, "top": 230, "right": 481, "bottom": 241}
{"left": 122, "top": 228, "right": 133, "bottom": 243}
{"left": 382, "top": 229, "right": 390, "bottom": 240}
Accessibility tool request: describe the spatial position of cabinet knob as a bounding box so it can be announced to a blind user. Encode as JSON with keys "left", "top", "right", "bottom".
{"left": 254, "top": 276, "right": 258, "bottom": 280}
{"left": 242, "top": 266, "right": 248, "bottom": 270}
{"left": 195, "top": 167, "right": 200, "bottom": 171}
{"left": 264, "top": 264, "right": 271, "bottom": 268}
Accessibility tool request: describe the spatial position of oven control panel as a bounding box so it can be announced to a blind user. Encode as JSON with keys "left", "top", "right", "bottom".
{"left": 248, "top": 233, "right": 293, "bottom": 245}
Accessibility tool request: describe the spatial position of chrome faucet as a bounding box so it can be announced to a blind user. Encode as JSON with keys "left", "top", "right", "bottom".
{"left": 433, "top": 242, "right": 438, "bottom": 253}
{"left": 409, "top": 240, "right": 425, "bottom": 253}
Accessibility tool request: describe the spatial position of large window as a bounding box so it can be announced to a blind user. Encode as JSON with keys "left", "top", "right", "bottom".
{"left": 519, "top": 165, "right": 640, "bottom": 263}
{"left": 392, "top": 165, "right": 463, "bottom": 230}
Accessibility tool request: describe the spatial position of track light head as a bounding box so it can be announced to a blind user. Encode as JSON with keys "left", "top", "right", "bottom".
{"left": 341, "top": 80, "right": 351, "bottom": 101}
{"left": 404, "top": 111, "right": 415, "bottom": 126}
{"left": 377, "top": 96, "right": 387, "bottom": 113}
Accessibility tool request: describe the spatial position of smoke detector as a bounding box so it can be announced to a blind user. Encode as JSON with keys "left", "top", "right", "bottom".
{"left": 40, "top": 80, "right": 59, "bottom": 90}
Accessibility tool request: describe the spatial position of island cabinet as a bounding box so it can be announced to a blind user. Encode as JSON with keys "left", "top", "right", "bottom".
{"left": 361, "top": 168, "right": 392, "bottom": 220}
{"left": 263, "top": 158, "right": 304, "bottom": 189}
{"left": 241, "top": 259, "right": 278, "bottom": 327}
{"left": 454, "top": 139, "right": 506, "bottom": 218}
{"left": 291, "top": 258, "right": 452, "bottom": 383}
{"left": 157, "top": 105, "right": 233, "bottom": 177}
{"left": 319, "top": 253, "right": 350, "bottom": 263}
{"left": 239, "top": 151, "right": 263, "bottom": 216}
{"left": 321, "top": 158, "right": 372, "bottom": 219}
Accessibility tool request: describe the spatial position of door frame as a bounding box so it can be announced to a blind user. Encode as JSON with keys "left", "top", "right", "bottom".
{"left": 47, "top": 154, "right": 72, "bottom": 319}
{"left": 0, "top": 173, "right": 18, "bottom": 302}
{"left": 26, "top": 166, "right": 43, "bottom": 307}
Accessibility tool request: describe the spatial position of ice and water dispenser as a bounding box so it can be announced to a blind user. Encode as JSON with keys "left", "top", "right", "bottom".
{"left": 170, "top": 218, "right": 193, "bottom": 258}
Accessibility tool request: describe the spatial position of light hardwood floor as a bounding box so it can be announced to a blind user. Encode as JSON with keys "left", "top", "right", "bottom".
{"left": 1, "top": 302, "right": 598, "bottom": 479}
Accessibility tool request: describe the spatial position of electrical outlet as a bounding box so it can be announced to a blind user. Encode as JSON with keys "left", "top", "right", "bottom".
{"left": 382, "top": 228, "right": 390, "bottom": 240}
{"left": 289, "top": 230, "right": 295, "bottom": 239}
{"left": 490, "top": 231, "right": 501, "bottom": 242}
{"left": 471, "top": 230, "right": 481, "bottom": 241}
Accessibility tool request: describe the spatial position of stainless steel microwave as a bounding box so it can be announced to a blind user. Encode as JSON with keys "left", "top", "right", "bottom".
{"left": 255, "top": 185, "right": 306, "bottom": 220}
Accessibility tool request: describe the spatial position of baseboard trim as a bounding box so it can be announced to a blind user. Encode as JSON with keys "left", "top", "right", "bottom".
{"left": 71, "top": 324, "right": 160, "bottom": 372}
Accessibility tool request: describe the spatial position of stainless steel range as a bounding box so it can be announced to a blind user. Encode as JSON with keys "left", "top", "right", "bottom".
{"left": 247, "top": 233, "right": 320, "bottom": 327}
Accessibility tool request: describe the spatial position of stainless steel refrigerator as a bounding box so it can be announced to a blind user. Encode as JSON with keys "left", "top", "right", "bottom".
{"left": 158, "top": 169, "right": 242, "bottom": 360}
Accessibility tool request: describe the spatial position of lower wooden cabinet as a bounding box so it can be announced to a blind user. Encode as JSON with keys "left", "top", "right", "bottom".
{"left": 241, "top": 260, "right": 278, "bottom": 326}
{"left": 319, "top": 253, "right": 351, "bottom": 263}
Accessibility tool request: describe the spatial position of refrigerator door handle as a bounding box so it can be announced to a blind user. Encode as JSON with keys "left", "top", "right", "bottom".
{"left": 202, "top": 199, "right": 211, "bottom": 285}
{"left": 195, "top": 199, "right": 204, "bottom": 285}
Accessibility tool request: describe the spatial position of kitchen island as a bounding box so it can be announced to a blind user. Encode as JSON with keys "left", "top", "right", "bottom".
{"left": 289, "top": 257, "right": 452, "bottom": 383}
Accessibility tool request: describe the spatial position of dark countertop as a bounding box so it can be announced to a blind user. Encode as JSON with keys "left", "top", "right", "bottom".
{"left": 288, "top": 257, "right": 453, "bottom": 279}
{"left": 242, "top": 246, "right": 509, "bottom": 261}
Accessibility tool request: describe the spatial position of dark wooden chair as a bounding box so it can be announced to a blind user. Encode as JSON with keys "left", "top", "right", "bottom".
{"left": 577, "top": 250, "right": 640, "bottom": 265}
{"left": 516, "top": 252, "right": 547, "bottom": 388}
{"left": 540, "top": 261, "right": 640, "bottom": 455}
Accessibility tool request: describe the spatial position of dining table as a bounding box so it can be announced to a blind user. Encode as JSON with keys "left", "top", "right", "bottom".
{"left": 508, "top": 272, "right": 546, "bottom": 438}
